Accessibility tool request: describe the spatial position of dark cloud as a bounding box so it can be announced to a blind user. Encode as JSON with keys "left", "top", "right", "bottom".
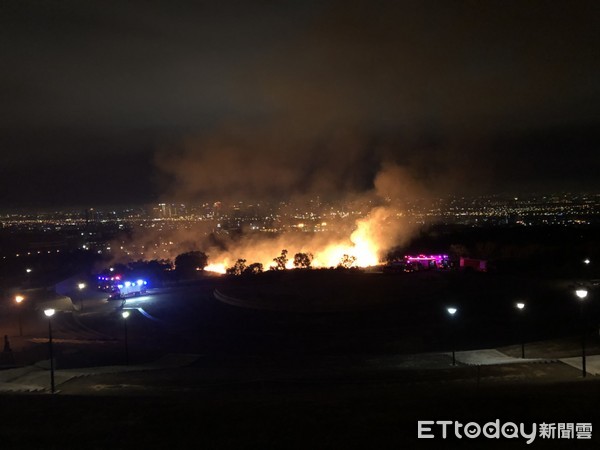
{"left": 0, "top": 0, "right": 599, "bottom": 206}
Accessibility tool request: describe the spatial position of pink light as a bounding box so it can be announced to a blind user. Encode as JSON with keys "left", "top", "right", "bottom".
{"left": 405, "top": 254, "right": 449, "bottom": 261}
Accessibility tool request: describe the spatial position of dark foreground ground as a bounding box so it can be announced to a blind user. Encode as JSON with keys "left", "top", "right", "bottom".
{"left": 1, "top": 361, "right": 599, "bottom": 450}
{"left": 1, "top": 268, "right": 599, "bottom": 449}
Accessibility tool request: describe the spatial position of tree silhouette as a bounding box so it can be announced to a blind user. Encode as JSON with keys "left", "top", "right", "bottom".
{"left": 128, "top": 259, "right": 173, "bottom": 285}
{"left": 174, "top": 251, "right": 208, "bottom": 278}
{"left": 338, "top": 254, "right": 357, "bottom": 269}
{"left": 244, "top": 262, "right": 264, "bottom": 275}
{"left": 271, "top": 249, "right": 288, "bottom": 271}
{"left": 226, "top": 259, "right": 247, "bottom": 275}
{"left": 293, "top": 252, "right": 313, "bottom": 269}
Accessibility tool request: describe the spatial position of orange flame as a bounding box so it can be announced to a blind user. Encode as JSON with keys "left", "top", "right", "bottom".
{"left": 204, "top": 213, "right": 382, "bottom": 273}
{"left": 204, "top": 263, "right": 227, "bottom": 274}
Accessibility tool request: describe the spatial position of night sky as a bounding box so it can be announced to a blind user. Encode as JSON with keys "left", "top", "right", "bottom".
{"left": 1, "top": 0, "right": 599, "bottom": 208}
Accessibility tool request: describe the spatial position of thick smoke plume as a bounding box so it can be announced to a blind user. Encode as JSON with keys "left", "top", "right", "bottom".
{"left": 198, "top": 161, "right": 424, "bottom": 271}
{"left": 111, "top": 124, "right": 429, "bottom": 271}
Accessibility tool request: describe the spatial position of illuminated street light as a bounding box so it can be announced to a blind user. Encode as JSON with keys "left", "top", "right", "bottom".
{"left": 575, "top": 288, "right": 589, "bottom": 378}
{"left": 122, "top": 310, "right": 130, "bottom": 365}
{"left": 25, "top": 268, "right": 32, "bottom": 273}
{"left": 77, "top": 282, "right": 87, "bottom": 312}
{"left": 44, "top": 309, "right": 56, "bottom": 393}
{"left": 15, "top": 295, "right": 25, "bottom": 336}
{"left": 583, "top": 259, "right": 590, "bottom": 265}
{"left": 446, "top": 307, "right": 458, "bottom": 366}
{"left": 515, "top": 302, "right": 526, "bottom": 358}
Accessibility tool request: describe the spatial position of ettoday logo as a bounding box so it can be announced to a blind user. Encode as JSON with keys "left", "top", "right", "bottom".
{"left": 418, "top": 420, "right": 593, "bottom": 444}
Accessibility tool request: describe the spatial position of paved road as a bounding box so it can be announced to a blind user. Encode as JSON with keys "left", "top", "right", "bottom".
{"left": 2, "top": 278, "right": 599, "bottom": 395}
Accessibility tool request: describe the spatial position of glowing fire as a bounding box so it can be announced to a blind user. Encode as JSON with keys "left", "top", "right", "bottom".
{"left": 203, "top": 214, "right": 381, "bottom": 273}
{"left": 313, "top": 216, "right": 379, "bottom": 267}
{"left": 204, "top": 263, "right": 227, "bottom": 274}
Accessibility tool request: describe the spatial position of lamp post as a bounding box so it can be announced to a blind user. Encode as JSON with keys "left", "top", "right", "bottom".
{"left": 447, "top": 307, "right": 458, "bottom": 366}
{"left": 122, "top": 310, "right": 130, "bottom": 365}
{"left": 77, "top": 282, "right": 86, "bottom": 312}
{"left": 44, "top": 308, "right": 56, "bottom": 393}
{"left": 516, "top": 302, "right": 526, "bottom": 358}
{"left": 575, "top": 289, "right": 588, "bottom": 378}
{"left": 15, "top": 295, "right": 24, "bottom": 336}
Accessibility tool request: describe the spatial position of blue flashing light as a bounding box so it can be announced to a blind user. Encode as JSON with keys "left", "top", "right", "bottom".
{"left": 124, "top": 281, "right": 131, "bottom": 287}
{"left": 136, "top": 279, "right": 144, "bottom": 286}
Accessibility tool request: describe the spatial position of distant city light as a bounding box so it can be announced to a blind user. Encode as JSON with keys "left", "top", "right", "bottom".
{"left": 447, "top": 307, "right": 457, "bottom": 316}
{"left": 15, "top": 295, "right": 24, "bottom": 303}
{"left": 516, "top": 302, "right": 525, "bottom": 310}
{"left": 78, "top": 283, "right": 86, "bottom": 290}
{"left": 583, "top": 258, "right": 590, "bottom": 265}
{"left": 575, "top": 289, "right": 588, "bottom": 300}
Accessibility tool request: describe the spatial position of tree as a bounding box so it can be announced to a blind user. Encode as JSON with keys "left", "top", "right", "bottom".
{"left": 270, "top": 249, "right": 288, "bottom": 271}
{"left": 128, "top": 259, "right": 173, "bottom": 285}
{"left": 293, "top": 252, "right": 313, "bottom": 269}
{"left": 111, "top": 263, "right": 129, "bottom": 275}
{"left": 226, "top": 259, "right": 247, "bottom": 276}
{"left": 338, "top": 254, "right": 357, "bottom": 269}
{"left": 174, "top": 251, "right": 208, "bottom": 278}
{"left": 243, "top": 262, "right": 264, "bottom": 275}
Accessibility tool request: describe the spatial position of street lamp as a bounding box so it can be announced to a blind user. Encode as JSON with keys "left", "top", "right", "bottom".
{"left": 447, "top": 307, "right": 458, "bottom": 366}
{"left": 516, "top": 302, "right": 526, "bottom": 358}
{"left": 122, "top": 310, "right": 130, "bottom": 365}
{"left": 575, "top": 288, "right": 588, "bottom": 378}
{"left": 44, "top": 309, "right": 56, "bottom": 393}
{"left": 583, "top": 259, "right": 590, "bottom": 265}
{"left": 76, "top": 282, "right": 87, "bottom": 312}
{"left": 15, "top": 295, "right": 25, "bottom": 336}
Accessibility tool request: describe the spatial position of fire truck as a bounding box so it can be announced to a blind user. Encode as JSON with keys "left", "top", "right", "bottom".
{"left": 108, "top": 279, "right": 148, "bottom": 300}
{"left": 97, "top": 273, "right": 149, "bottom": 300}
